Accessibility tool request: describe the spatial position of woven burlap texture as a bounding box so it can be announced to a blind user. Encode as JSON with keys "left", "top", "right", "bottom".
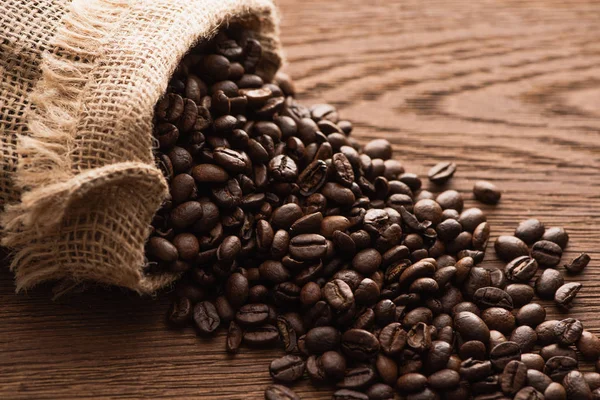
{"left": 0, "top": 0, "right": 282, "bottom": 293}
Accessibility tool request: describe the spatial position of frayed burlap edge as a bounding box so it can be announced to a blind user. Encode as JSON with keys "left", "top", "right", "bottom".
{"left": 2, "top": 0, "right": 283, "bottom": 294}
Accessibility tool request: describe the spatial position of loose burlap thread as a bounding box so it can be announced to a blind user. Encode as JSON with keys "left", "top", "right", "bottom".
{"left": 0, "top": 0, "right": 283, "bottom": 294}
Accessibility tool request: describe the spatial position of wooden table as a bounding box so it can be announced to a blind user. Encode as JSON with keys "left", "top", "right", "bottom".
{"left": 2, "top": 0, "right": 600, "bottom": 398}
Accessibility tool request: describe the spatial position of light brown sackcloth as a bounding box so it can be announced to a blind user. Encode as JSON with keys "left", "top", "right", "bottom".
{"left": 0, "top": 0, "right": 283, "bottom": 294}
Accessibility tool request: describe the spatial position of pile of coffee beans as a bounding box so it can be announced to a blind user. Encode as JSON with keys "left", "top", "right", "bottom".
{"left": 148, "top": 26, "right": 596, "bottom": 400}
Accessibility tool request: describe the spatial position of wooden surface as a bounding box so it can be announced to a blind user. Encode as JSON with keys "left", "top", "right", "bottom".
{"left": 2, "top": 0, "right": 600, "bottom": 398}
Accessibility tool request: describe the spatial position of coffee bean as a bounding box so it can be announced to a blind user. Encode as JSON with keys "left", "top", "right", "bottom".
{"left": 544, "top": 383, "right": 567, "bottom": 400}
{"left": 352, "top": 249, "right": 382, "bottom": 275}
{"left": 564, "top": 253, "right": 590, "bottom": 274}
{"left": 305, "top": 326, "right": 341, "bottom": 354}
{"left": 269, "top": 355, "right": 305, "bottom": 383}
{"left": 342, "top": 329, "right": 380, "bottom": 361}
{"left": 555, "top": 282, "right": 582, "bottom": 310}
{"left": 323, "top": 279, "right": 354, "bottom": 312}
{"left": 332, "top": 390, "right": 368, "bottom": 400}
{"left": 289, "top": 234, "right": 327, "bottom": 261}
{"left": 424, "top": 340, "right": 452, "bottom": 373}
{"left": 428, "top": 369, "right": 460, "bottom": 391}
{"left": 527, "top": 370, "right": 553, "bottom": 392}
{"left": 243, "top": 324, "right": 279, "bottom": 346}
{"left": 366, "top": 383, "right": 395, "bottom": 400}
{"left": 397, "top": 373, "right": 428, "bottom": 393}
{"left": 542, "top": 227, "right": 569, "bottom": 250}
{"left": 472, "top": 222, "right": 491, "bottom": 251}
{"left": 510, "top": 326, "right": 537, "bottom": 353}
{"left": 514, "top": 386, "right": 544, "bottom": 400}
{"left": 226, "top": 321, "right": 243, "bottom": 354}
{"left": 521, "top": 354, "right": 545, "bottom": 372}
{"left": 531, "top": 240, "right": 563, "bottom": 268}
{"left": 489, "top": 330, "right": 508, "bottom": 349}
{"left": 460, "top": 358, "right": 493, "bottom": 381}
{"left": 490, "top": 341, "right": 521, "bottom": 370}
{"left": 337, "top": 365, "right": 376, "bottom": 389}
{"left": 584, "top": 372, "right": 600, "bottom": 391}
{"left": 148, "top": 237, "right": 179, "bottom": 262}
{"left": 167, "top": 297, "right": 192, "bottom": 326}
{"left": 482, "top": 307, "right": 516, "bottom": 335}
{"left": 264, "top": 384, "right": 300, "bottom": 400}
{"left": 563, "top": 370, "right": 592, "bottom": 399}
{"left": 436, "top": 190, "right": 464, "bottom": 212}
{"left": 502, "top": 360, "right": 528, "bottom": 395}
{"left": 363, "top": 139, "right": 392, "bottom": 160}
{"left": 516, "top": 303, "right": 546, "bottom": 327}
{"left": 577, "top": 330, "right": 600, "bottom": 360}
{"left": 464, "top": 267, "right": 492, "bottom": 298}
{"left": 459, "top": 207, "right": 487, "bottom": 232}
{"left": 553, "top": 318, "right": 583, "bottom": 346}
{"left": 535, "top": 268, "right": 564, "bottom": 299}
{"left": 505, "top": 284, "right": 535, "bottom": 308}
{"left": 414, "top": 199, "right": 443, "bottom": 225}
{"left": 545, "top": 356, "right": 578, "bottom": 382}
{"left": 193, "top": 301, "right": 220, "bottom": 334}
{"left": 460, "top": 340, "right": 487, "bottom": 361}
{"left": 455, "top": 311, "right": 490, "bottom": 344}
{"left": 473, "top": 181, "right": 502, "bottom": 204}
{"left": 473, "top": 287, "right": 514, "bottom": 310}
{"left": 428, "top": 161, "right": 457, "bottom": 184}
{"left": 236, "top": 303, "right": 270, "bottom": 327}
{"left": 505, "top": 256, "right": 538, "bottom": 283}
{"left": 541, "top": 344, "right": 577, "bottom": 362}
{"left": 514, "top": 219, "right": 545, "bottom": 245}
{"left": 495, "top": 236, "right": 530, "bottom": 262}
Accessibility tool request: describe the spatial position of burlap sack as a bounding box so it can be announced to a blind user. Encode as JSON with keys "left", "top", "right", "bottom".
{"left": 0, "top": 0, "right": 282, "bottom": 293}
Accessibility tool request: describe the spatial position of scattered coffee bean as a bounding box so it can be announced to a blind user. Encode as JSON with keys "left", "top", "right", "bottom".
{"left": 564, "top": 253, "right": 590, "bottom": 274}
{"left": 554, "top": 282, "right": 582, "bottom": 310}
{"left": 428, "top": 161, "right": 457, "bottom": 184}
{"left": 495, "top": 236, "right": 530, "bottom": 262}
{"left": 473, "top": 180, "right": 502, "bottom": 204}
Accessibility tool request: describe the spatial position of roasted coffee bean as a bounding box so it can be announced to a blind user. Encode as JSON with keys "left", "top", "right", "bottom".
{"left": 436, "top": 219, "right": 462, "bottom": 242}
{"left": 264, "top": 384, "right": 300, "bottom": 400}
{"left": 516, "top": 303, "right": 546, "bottom": 327}
{"left": 472, "top": 221, "right": 491, "bottom": 251}
{"left": 510, "top": 326, "right": 537, "bottom": 353}
{"left": 378, "top": 322, "right": 407, "bottom": 356}
{"left": 562, "top": 370, "right": 592, "bottom": 399}
{"left": 473, "top": 181, "right": 502, "bottom": 204}
{"left": 527, "top": 370, "right": 553, "bottom": 393}
{"left": 522, "top": 354, "right": 545, "bottom": 372}
{"left": 193, "top": 301, "right": 220, "bottom": 334}
{"left": 243, "top": 324, "right": 279, "bottom": 346}
{"left": 269, "top": 355, "right": 305, "bottom": 383}
{"left": 374, "top": 299, "right": 396, "bottom": 325}
{"left": 545, "top": 356, "right": 578, "bottom": 382}
{"left": 352, "top": 249, "right": 382, "bottom": 276}
{"left": 490, "top": 341, "right": 521, "bottom": 370}
{"left": 397, "top": 373, "right": 428, "bottom": 393}
{"left": 460, "top": 358, "right": 493, "bottom": 381}
{"left": 535, "top": 268, "right": 564, "bottom": 299}
{"left": 460, "top": 340, "right": 487, "bottom": 360}
{"left": 514, "top": 219, "right": 545, "bottom": 245}
{"left": 341, "top": 329, "right": 380, "bottom": 361}
{"left": 236, "top": 303, "right": 270, "bottom": 327}
{"left": 555, "top": 282, "right": 582, "bottom": 310}
{"left": 490, "top": 269, "right": 508, "bottom": 289}
{"left": 332, "top": 390, "right": 368, "bottom": 400}
{"left": 287, "top": 233, "right": 327, "bottom": 261}
{"left": 541, "top": 344, "right": 577, "bottom": 361}
{"left": 554, "top": 318, "right": 583, "bottom": 346}
{"left": 542, "top": 227, "right": 569, "bottom": 250}
{"left": 455, "top": 311, "right": 490, "bottom": 344}
{"left": 531, "top": 240, "right": 563, "bottom": 268}
{"left": 363, "top": 139, "right": 392, "bottom": 160}
{"left": 514, "top": 386, "right": 543, "bottom": 400}
{"left": 474, "top": 287, "right": 513, "bottom": 310}
{"left": 584, "top": 372, "right": 600, "bottom": 391}
{"left": 489, "top": 330, "right": 508, "bottom": 349}
{"left": 506, "top": 284, "right": 535, "bottom": 308}
{"left": 564, "top": 253, "right": 590, "bottom": 274}
{"left": 428, "top": 369, "right": 460, "bottom": 391}
{"left": 464, "top": 267, "right": 492, "bottom": 299}
{"left": 148, "top": 237, "right": 179, "bottom": 262}
{"left": 337, "top": 365, "right": 377, "bottom": 389}
{"left": 366, "top": 383, "right": 395, "bottom": 400}
{"left": 305, "top": 326, "right": 341, "bottom": 354}
{"left": 574, "top": 330, "right": 600, "bottom": 361}
{"left": 495, "top": 236, "right": 530, "bottom": 262}
{"left": 544, "top": 382, "right": 567, "bottom": 400}
{"left": 482, "top": 307, "right": 516, "bottom": 335}
{"left": 428, "top": 161, "right": 456, "bottom": 184}
{"left": 323, "top": 279, "right": 354, "bottom": 312}
{"left": 458, "top": 207, "right": 487, "bottom": 233}
{"left": 502, "top": 360, "right": 528, "bottom": 395}
{"left": 407, "top": 322, "right": 433, "bottom": 352}
{"left": 414, "top": 199, "right": 443, "bottom": 225}
{"left": 424, "top": 340, "right": 452, "bottom": 373}
{"left": 226, "top": 321, "right": 243, "bottom": 354}
{"left": 505, "top": 256, "right": 538, "bottom": 282}
{"left": 167, "top": 297, "right": 192, "bottom": 326}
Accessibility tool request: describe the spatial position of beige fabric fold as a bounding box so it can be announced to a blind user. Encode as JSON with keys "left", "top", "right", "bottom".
{"left": 0, "top": 0, "right": 283, "bottom": 293}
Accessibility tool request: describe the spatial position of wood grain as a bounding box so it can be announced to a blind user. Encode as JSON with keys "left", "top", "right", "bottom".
{"left": 1, "top": 0, "right": 600, "bottom": 398}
